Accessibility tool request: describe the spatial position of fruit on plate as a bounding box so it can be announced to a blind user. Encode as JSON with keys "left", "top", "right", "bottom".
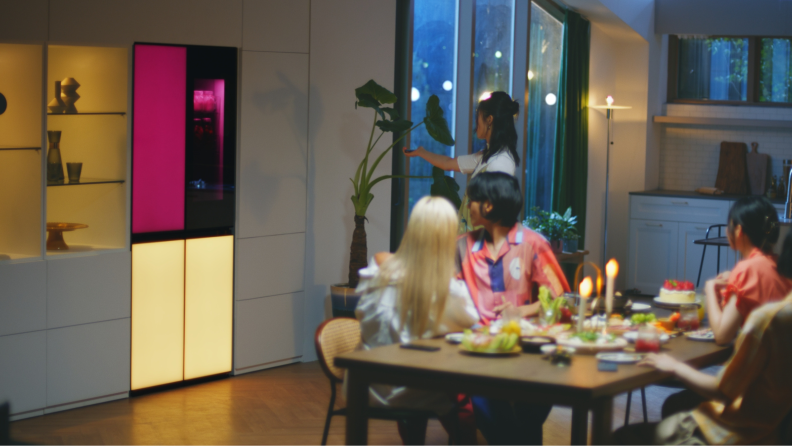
{"left": 501, "top": 320, "right": 522, "bottom": 337}
{"left": 461, "top": 329, "right": 520, "bottom": 353}
{"left": 630, "top": 313, "right": 657, "bottom": 325}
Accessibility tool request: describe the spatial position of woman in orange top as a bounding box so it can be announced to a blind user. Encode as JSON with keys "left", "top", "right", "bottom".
{"left": 705, "top": 196, "right": 792, "bottom": 345}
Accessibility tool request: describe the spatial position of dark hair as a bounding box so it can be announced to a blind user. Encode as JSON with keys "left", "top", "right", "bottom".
{"left": 728, "top": 196, "right": 780, "bottom": 253}
{"left": 477, "top": 91, "right": 520, "bottom": 166}
{"left": 466, "top": 172, "right": 523, "bottom": 227}
{"left": 777, "top": 230, "right": 792, "bottom": 279}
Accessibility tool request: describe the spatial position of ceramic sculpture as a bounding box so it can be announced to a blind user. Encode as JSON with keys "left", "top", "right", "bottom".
{"left": 48, "top": 81, "right": 66, "bottom": 113}
{"left": 60, "top": 78, "right": 80, "bottom": 113}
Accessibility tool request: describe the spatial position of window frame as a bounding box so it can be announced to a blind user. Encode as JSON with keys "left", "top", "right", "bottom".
{"left": 667, "top": 34, "right": 792, "bottom": 107}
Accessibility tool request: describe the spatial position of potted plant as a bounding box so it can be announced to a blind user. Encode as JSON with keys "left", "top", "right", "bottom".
{"left": 330, "top": 80, "right": 455, "bottom": 317}
{"left": 523, "top": 207, "right": 578, "bottom": 254}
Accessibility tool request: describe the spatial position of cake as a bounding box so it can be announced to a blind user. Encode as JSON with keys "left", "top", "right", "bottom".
{"left": 659, "top": 279, "right": 696, "bottom": 303}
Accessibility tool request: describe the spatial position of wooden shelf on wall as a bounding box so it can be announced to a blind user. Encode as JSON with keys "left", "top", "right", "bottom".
{"left": 653, "top": 115, "right": 792, "bottom": 129}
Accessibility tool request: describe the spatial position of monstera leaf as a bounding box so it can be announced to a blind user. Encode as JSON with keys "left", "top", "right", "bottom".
{"left": 355, "top": 80, "right": 397, "bottom": 106}
{"left": 376, "top": 119, "right": 413, "bottom": 133}
{"left": 423, "top": 95, "right": 455, "bottom": 146}
{"left": 430, "top": 166, "right": 461, "bottom": 208}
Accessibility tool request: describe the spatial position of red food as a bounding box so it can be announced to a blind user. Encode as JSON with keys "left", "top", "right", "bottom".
{"left": 669, "top": 312, "right": 681, "bottom": 322}
{"left": 559, "top": 307, "right": 572, "bottom": 323}
{"left": 662, "top": 279, "right": 694, "bottom": 291}
{"left": 636, "top": 338, "right": 660, "bottom": 353}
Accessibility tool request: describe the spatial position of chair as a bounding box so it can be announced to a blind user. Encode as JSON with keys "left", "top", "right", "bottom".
{"left": 315, "top": 317, "right": 456, "bottom": 445}
{"left": 623, "top": 387, "right": 648, "bottom": 426}
{"left": 693, "top": 224, "right": 730, "bottom": 287}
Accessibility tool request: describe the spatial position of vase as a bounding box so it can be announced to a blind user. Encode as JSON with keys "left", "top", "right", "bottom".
{"left": 47, "top": 130, "right": 65, "bottom": 185}
{"left": 330, "top": 283, "right": 361, "bottom": 318}
{"left": 47, "top": 81, "right": 66, "bottom": 114}
{"left": 60, "top": 78, "right": 80, "bottom": 114}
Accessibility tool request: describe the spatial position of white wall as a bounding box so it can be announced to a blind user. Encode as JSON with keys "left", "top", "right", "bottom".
{"left": 303, "top": 0, "right": 396, "bottom": 361}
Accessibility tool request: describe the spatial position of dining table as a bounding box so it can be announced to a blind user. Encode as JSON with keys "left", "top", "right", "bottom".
{"left": 335, "top": 308, "right": 733, "bottom": 445}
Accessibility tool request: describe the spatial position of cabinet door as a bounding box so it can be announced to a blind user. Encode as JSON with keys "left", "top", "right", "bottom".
{"left": 131, "top": 240, "right": 185, "bottom": 390}
{"left": 628, "top": 219, "right": 679, "bottom": 294}
{"left": 677, "top": 223, "right": 730, "bottom": 288}
{"left": 0, "top": 331, "right": 46, "bottom": 417}
{"left": 184, "top": 236, "right": 233, "bottom": 380}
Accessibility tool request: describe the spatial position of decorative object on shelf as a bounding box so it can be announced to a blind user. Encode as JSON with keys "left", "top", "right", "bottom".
{"left": 0, "top": 92, "right": 7, "bottom": 115}
{"left": 67, "top": 162, "right": 83, "bottom": 183}
{"left": 48, "top": 81, "right": 66, "bottom": 114}
{"left": 60, "top": 77, "right": 80, "bottom": 113}
{"left": 715, "top": 141, "right": 749, "bottom": 195}
{"left": 768, "top": 175, "right": 778, "bottom": 199}
{"left": 46, "top": 130, "right": 65, "bottom": 185}
{"left": 590, "top": 96, "right": 632, "bottom": 266}
{"left": 46, "top": 222, "right": 88, "bottom": 250}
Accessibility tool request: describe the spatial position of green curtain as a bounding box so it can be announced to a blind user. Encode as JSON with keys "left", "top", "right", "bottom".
{"left": 552, "top": 10, "right": 590, "bottom": 249}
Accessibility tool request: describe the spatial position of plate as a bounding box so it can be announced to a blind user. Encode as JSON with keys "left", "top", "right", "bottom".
{"left": 631, "top": 303, "right": 651, "bottom": 312}
{"left": 459, "top": 346, "right": 522, "bottom": 356}
{"left": 622, "top": 332, "right": 670, "bottom": 344}
{"left": 445, "top": 333, "right": 464, "bottom": 344}
{"left": 653, "top": 297, "right": 701, "bottom": 309}
{"left": 596, "top": 352, "right": 644, "bottom": 364}
{"left": 685, "top": 328, "right": 715, "bottom": 342}
{"left": 556, "top": 336, "right": 628, "bottom": 355}
{"left": 540, "top": 344, "right": 576, "bottom": 355}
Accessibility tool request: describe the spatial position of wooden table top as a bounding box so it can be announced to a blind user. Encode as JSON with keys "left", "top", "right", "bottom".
{"left": 335, "top": 335, "right": 732, "bottom": 401}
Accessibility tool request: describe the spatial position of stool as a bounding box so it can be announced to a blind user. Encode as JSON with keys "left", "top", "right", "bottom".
{"left": 693, "top": 224, "right": 730, "bottom": 287}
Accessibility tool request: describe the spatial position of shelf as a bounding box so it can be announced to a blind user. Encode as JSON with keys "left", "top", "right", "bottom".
{"left": 0, "top": 147, "right": 40, "bottom": 151}
{"left": 653, "top": 115, "right": 792, "bottom": 129}
{"left": 46, "top": 245, "right": 126, "bottom": 257}
{"left": 47, "top": 178, "right": 125, "bottom": 187}
{"left": 47, "top": 112, "right": 126, "bottom": 116}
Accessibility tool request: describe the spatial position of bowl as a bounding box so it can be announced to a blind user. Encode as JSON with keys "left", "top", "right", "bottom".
{"left": 520, "top": 336, "right": 555, "bottom": 353}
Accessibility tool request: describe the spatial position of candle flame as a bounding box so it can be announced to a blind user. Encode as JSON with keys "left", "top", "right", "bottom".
{"left": 606, "top": 95, "right": 614, "bottom": 106}
{"left": 580, "top": 277, "right": 593, "bottom": 298}
{"left": 606, "top": 259, "right": 619, "bottom": 277}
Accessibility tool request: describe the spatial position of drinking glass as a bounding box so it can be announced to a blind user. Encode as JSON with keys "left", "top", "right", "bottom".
{"left": 635, "top": 324, "right": 661, "bottom": 353}
{"left": 678, "top": 303, "right": 700, "bottom": 331}
{"left": 66, "top": 162, "right": 82, "bottom": 183}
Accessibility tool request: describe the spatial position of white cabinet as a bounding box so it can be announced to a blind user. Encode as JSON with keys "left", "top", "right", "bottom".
{"left": 0, "top": 331, "right": 46, "bottom": 418}
{"left": 628, "top": 219, "right": 679, "bottom": 293}
{"left": 0, "top": 261, "right": 46, "bottom": 337}
{"left": 234, "top": 292, "right": 304, "bottom": 374}
{"left": 628, "top": 195, "right": 732, "bottom": 293}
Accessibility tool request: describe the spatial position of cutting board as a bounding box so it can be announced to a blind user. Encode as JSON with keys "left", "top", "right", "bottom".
{"left": 715, "top": 142, "right": 749, "bottom": 195}
{"left": 746, "top": 142, "right": 769, "bottom": 196}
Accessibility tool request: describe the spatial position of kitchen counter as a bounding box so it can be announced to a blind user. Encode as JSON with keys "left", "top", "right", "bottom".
{"left": 629, "top": 189, "right": 787, "bottom": 206}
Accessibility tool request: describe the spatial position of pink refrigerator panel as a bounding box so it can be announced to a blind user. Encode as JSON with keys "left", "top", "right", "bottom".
{"left": 133, "top": 45, "right": 187, "bottom": 233}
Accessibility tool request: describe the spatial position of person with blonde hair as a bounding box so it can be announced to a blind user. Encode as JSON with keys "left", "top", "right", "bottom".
{"left": 354, "top": 196, "right": 479, "bottom": 444}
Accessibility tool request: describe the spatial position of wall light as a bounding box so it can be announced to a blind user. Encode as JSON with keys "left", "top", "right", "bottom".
{"left": 527, "top": 70, "right": 534, "bottom": 80}
{"left": 545, "top": 93, "right": 557, "bottom": 105}
{"left": 411, "top": 87, "right": 420, "bottom": 102}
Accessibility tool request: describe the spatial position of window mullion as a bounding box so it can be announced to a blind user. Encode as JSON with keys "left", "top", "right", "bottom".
{"left": 747, "top": 36, "right": 758, "bottom": 102}
{"left": 454, "top": 0, "right": 475, "bottom": 194}
{"left": 512, "top": 0, "right": 530, "bottom": 214}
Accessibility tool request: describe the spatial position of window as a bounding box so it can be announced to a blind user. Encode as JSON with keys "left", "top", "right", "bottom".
{"left": 524, "top": 2, "right": 563, "bottom": 212}
{"left": 668, "top": 35, "right": 792, "bottom": 105}
{"left": 403, "top": 0, "right": 566, "bottom": 221}
{"left": 408, "top": 0, "right": 459, "bottom": 213}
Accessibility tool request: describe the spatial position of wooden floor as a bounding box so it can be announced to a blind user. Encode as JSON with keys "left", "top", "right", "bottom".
{"left": 11, "top": 361, "right": 686, "bottom": 445}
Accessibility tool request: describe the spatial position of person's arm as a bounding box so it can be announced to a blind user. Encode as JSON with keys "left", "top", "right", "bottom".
{"left": 639, "top": 354, "right": 727, "bottom": 402}
{"left": 403, "top": 146, "right": 461, "bottom": 172}
{"left": 373, "top": 251, "right": 393, "bottom": 266}
{"left": 491, "top": 300, "right": 541, "bottom": 318}
{"left": 705, "top": 278, "right": 743, "bottom": 345}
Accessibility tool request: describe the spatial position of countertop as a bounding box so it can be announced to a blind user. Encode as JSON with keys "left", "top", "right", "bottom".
{"left": 630, "top": 189, "right": 787, "bottom": 206}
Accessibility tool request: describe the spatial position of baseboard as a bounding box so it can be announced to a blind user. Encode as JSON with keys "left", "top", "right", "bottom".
{"left": 10, "top": 408, "right": 44, "bottom": 421}
{"left": 43, "top": 391, "right": 129, "bottom": 415}
{"left": 233, "top": 355, "right": 302, "bottom": 375}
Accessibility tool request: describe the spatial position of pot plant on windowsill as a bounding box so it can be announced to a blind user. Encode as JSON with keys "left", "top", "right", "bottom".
{"left": 330, "top": 80, "right": 455, "bottom": 318}
{"left": 524, "top": 207, "right": 578, "bottom": 255}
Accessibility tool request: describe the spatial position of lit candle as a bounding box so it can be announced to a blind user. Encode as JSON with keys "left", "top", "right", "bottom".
{"left": 578, "top": 277, "right": 592, "bottom": 332}
{"left": 605, "top": 259, "right": 619, "bottom": 318}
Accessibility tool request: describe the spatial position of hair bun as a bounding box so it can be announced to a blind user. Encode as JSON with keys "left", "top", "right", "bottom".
{"left": 510, "top": 100, "right": 520, "bottom": 116}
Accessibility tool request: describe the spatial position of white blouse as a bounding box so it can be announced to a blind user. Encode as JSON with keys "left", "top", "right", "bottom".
{"left": 351, "top": 257, "right": 479, "bottom": 413}
{"left": 456, "top": 148, "right": 516, "bottom": 176}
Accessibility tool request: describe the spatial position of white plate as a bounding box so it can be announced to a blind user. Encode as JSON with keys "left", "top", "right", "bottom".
{"left": 685, "top": 328, "right": 715, "bottom": 342}
{"left": 540, "top": 344, "right": 576, "bottom": 355}
{"left": 556, "top": 336, "right": 628, "bottom": 355}
{"left": 622, "top": 331, "right": 670, "bottom": 344}
{"left": 653, "top": 297, "right": 701, "bottom": 308}
{"left": 631, "top": 303, "right": 651, "bottom": 312}
{"left": 596, "top": 352, "right": 644, "bottom": 364}
{"left": 445, "top": 333, "right": 464, "bottom": 344}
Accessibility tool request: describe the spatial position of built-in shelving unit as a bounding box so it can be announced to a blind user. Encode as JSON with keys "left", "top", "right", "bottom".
{"left": 653, "top": 115, "right": 792, "bottom": 129}
{"left": 0, "top": 147, "right": 40, "bottom": 151}
{"left": 45, "top": 45, "right": 129, "bottom": 257}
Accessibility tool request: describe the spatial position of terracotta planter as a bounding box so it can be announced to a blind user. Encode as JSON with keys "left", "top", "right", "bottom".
{"left": 549, "top": 239, "right": 563, "bottom": 254}
{"left": 330, "top": 283, "right": 361, "bottom": 318}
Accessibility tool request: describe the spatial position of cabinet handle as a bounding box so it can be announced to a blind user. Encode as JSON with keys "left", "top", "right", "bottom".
{"left": 645, "top": 223, "right": 663, "bottom": 227}
{"left": 671, "top": 201, "right": 689, "bottom": 206}
{"left": 695, "top": 226, "right": 708, "bottom": 230}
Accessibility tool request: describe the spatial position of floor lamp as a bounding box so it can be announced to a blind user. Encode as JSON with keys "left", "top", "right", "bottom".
{"left": 591, "top": 96, "right": 631, "bottom": 267}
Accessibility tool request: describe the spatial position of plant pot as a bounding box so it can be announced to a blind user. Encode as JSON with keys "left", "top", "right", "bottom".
{"left": 330, "top": 283, "right": 361, "bottom": 318}
{"left": 563, "top": 238, "right": 578, "bottom": 253}
{"left": 549, "top": 239, "right": 563, "bottom": 254}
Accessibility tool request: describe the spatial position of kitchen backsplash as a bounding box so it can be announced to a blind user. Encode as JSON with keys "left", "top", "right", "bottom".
{"left": 659, "top": 104, "right": 792, "bottom": 192}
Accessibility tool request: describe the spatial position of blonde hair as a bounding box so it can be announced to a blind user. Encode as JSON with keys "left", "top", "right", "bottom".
{"left": 375, "top": 196, "right": 459, "bottom": 338}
